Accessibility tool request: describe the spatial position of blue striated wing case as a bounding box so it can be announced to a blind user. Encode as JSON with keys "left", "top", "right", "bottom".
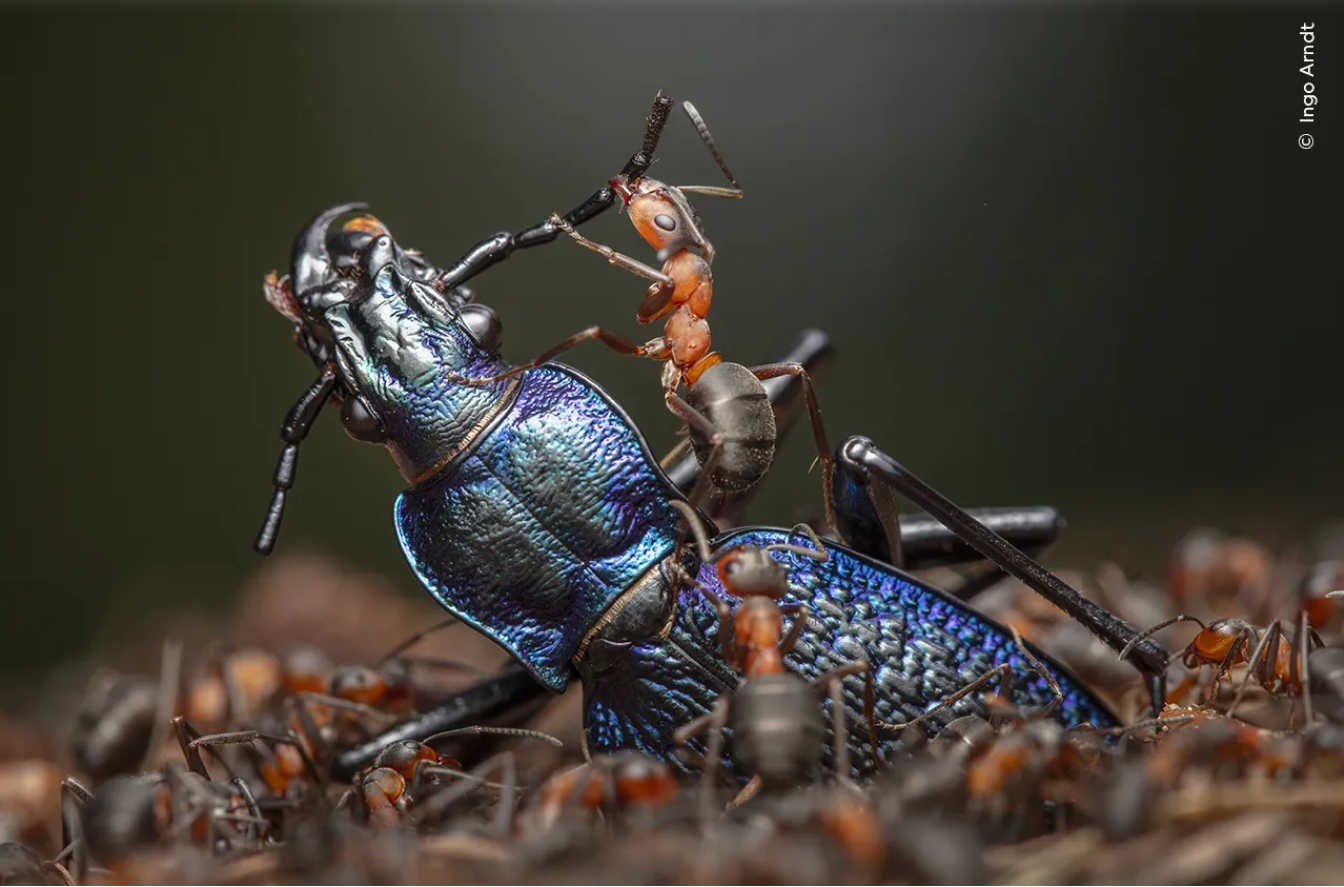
{"left": 580, "top": 527, "right": 1116, "bottom": 772}
{"left": 395, "top": 363, "right": 685, "bottom": 692}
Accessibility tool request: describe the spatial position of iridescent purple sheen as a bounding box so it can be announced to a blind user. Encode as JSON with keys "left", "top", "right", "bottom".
{"left": 581, "top": 527, "right": 1116, "bottom": 773}
{"left": 395, "top": 363, "right": 685, "bottom": 691}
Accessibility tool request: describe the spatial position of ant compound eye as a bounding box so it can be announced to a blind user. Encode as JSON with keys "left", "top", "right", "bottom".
{"left": 653, "top": 213, "right": 678, "bottom": 231}
{"left": 723, "top": 559, "right": 743, "bottom": 576}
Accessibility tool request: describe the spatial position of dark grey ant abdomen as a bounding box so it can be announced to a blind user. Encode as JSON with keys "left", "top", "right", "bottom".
{"left": 730, "top": 672, "right": 825, "bottom": 789}
{"left": 687, "top": 361, "right": 776, "bottom": 493}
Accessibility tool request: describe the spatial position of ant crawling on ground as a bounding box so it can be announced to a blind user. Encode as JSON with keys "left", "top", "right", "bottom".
{"left": 1120, "top": 608, "right": 1323, "bottom": 725}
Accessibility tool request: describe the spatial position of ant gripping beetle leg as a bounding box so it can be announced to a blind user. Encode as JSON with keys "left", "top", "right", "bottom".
{"left": 444, "top": 97, "right": 838, "bottom": 527}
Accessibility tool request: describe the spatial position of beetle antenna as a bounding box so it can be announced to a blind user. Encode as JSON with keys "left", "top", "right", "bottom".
{"left": 255, "top": 365, "right": 339, "bottom": 555}
{"left": 682, "top": 100, "right": 741, "bottom": 191}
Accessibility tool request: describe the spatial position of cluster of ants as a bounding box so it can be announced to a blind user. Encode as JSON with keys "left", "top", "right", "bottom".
{"left": 5, "top": 95, "right": 1343, "bottom": 884}
{"left": 0, "top": 528, "right": 1340, "bottom": 884}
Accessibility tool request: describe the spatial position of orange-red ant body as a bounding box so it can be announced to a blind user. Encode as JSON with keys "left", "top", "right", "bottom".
{"left": 531, "top": 752, "right": 678, "bottom": 830}
{"left": 1122, "top": 612, "right": 1322, "bottom": 721}
{"left": 453, "top": 95, "right": 835, "bottom": 518}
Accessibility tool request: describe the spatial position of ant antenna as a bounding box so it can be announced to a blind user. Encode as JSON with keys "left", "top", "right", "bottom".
{"left": 681, "top": 100, "right": 742, "bottom": 193}
{"left": 670, "top": 500, "right": 717, "bottom": 563}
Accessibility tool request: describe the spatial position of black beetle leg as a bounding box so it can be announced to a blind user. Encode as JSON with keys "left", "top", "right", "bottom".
{"left": 329, "top": 662, "right": 549, "bottom": 781}
{"left": 835, "top": 435, "right": 1169, "bottom": 716}
{"left": 435, "top": 92, "right": 675, "bottom": 292}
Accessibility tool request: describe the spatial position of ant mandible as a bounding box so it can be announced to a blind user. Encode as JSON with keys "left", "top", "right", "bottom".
{"left": 452, "top": 94, "right": 836, "bottom": 524}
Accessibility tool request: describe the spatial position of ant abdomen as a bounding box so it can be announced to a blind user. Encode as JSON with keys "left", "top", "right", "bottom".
{"left": 730, "top": 672, "right": 824, "bottom": 789}
{"left": 687, "top": 361, "right": 776, "bottom": 493}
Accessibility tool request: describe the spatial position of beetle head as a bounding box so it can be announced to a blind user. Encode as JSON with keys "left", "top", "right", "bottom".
{"left": 263, "top": 204, "right": 450, "bottom": 366}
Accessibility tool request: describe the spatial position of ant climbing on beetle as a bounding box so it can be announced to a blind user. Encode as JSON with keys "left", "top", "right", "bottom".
{"left": 667, "top": 500, "right": 878, "bottom": 807}
{"left": 446, "top": 96, "right": 837, "bottom": 524}
{"left": 257, "top": 90, "right": 1176, "bottom": 779}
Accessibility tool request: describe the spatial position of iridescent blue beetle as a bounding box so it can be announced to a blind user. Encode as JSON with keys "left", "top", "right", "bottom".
{"left": 255, "top": 97, "right": 1169, "bottom": 777}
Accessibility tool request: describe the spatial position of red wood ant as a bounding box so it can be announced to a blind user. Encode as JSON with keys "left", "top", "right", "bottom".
{"left": 530, "top": 751, "right": 679, "bottom": 832}
{"left": 450, "top": 94, "right": 836, "bottom": 523}
{"left": 345, "top": 727, "right": 561, "bottom": 834}
{"left": 1121, "top": 611, "right": 1322, "bottom": 723}
{"left": 667, "top": 501, "right": 877, "bottom": 806}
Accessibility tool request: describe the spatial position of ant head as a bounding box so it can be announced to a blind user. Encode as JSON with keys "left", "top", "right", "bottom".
{"left": 328, "top": 665, "right": 390, "bottom": 707}
{"left": 716, "top": 547, "right": 790, "bottom": 599}
{"left": 612, "top": 176, "right": 712, "bottom": 261}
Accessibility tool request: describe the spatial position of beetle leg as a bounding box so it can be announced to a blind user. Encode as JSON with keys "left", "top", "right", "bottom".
{"left": 835, "top": 435, "right": 1170, "bottom": 716}
{"left": 330, "top": 662, "right": 548, "bottom": 781}
{"left": 434, "top": 93, "right": 675, "bottom": 291}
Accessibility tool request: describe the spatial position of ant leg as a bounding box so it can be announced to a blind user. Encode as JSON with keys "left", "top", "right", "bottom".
{"left": 658, "top": 436, "right": 694, "bottom": 473}
{"left": 59, "top": 777, "right": 91, "bottom": 884}
{"left": 549, "top": 214, "right": 675, "bottom": 287}
{"left": 141, "top": 640, "right": 182, "bottom": 771}
{"left": 778, "top": 604, "right": 812, "bottom": 656}
{"left": 1208, "top": 628, "right": 1255, "bottom": 701}
{"left": 813, "top": 660, "right": 878, "bottom": 780}
{"left": 708, "top": 589, "right": 738, "bottom": 667}
{"left": 255, "top": 363, "right": 339, "bottom": 555}
{"left": 876, "top": 664, "right": 1012, "bottom": 736}
{"left": 296, "top": 692, "right": 398, "bottom": 728}
{"left": 173, "top": 716, "right": 212, "bottom": 778}
{"left": 1293, "top": 610, "right": 1314, "bottom": 725}
{"left": 433, "top": 92, "right": 675, "bottom": 292}
{"left": 665, "top": 391, "right": 731, "bottom": 512}
{"left": 747, "top": 363, "right": 835, "bottom": 533}
{"left": 449, "top": 326, "right": 659, "bottom": 386}
{"left": 813, "top": 662, "right": 860, "bottom": 783}
{"left": 674, "top": 696, "right": 730, "bottom": 824}
{"left": 286, "top": 695, "right": 331, "bottom": 768}
{"left": 837, "top": 435, "right": 1170, "bottom": 716}
{"left": 1010, "top": 626, "right": 1064, "bottom": 715}
{"left": 1228, "top": 623, "right": 1278, "bottom": 719}
{"left": 375, "top": 617, "right": 460, "bottom": 666}
{"left": 230, "top": 777, "right": 267, "bottom": 843}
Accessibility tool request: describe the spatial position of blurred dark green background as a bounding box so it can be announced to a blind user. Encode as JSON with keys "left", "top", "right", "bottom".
{"left": 4, "top": 4, "right": 1338, "bottom": 681}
